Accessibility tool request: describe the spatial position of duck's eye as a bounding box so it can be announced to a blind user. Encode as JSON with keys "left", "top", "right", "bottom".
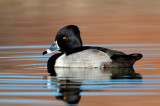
{"left": 63, "top": 96, "right": 67, "bottom": 100}
{"left": 63, "top": 36, "right": 67, "bottom": 39}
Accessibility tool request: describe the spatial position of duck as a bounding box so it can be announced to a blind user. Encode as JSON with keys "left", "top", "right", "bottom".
{"left": 42, "top": 25, "right": 143, "bottom": 69}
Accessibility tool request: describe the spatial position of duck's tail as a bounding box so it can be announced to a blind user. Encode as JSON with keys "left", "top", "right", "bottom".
{"left": 129, "top": 53, "right": 143, "bottom": 61}
{"left": 110, "top": 53, "right": 143, "bottom": 67}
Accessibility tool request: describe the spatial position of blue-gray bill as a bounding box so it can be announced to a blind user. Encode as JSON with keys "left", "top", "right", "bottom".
{"left": 42, "top": 41, "right": 59, "bottom": 55}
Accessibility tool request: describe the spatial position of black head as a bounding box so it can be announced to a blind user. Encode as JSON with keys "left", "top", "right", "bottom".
{"left": 42, "top": 25, "right": 83, "bottom": 55}
{"left": 55, "top": 25, "right": 83, "bottom": 53}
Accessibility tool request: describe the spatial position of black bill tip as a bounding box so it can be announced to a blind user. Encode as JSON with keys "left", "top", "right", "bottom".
{"left": 42, "top": 51, "right": 47, "bottom": 55}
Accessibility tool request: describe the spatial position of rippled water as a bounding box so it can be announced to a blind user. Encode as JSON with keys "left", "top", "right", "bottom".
{"left": 0, "top": 44, "right": 160, "bottom": 105}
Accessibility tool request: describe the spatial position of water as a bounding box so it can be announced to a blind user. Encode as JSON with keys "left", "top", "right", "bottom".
{"left": 0, "top": 44, "right": 160, "bottom": 106}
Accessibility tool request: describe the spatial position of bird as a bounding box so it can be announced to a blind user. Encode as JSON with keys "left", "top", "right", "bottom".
{"left": 43, "top": 25, "right": 143, "bottom": 69}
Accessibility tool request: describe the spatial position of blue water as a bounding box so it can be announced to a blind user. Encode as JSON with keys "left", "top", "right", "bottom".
{"left": 0, "top": 99, "right": 61, "bottom": 104}
{"left": 0, "top": 44, "right": 160, "bottom": 105}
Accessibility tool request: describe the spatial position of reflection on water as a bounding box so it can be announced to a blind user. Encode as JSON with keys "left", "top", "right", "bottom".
{"left": 0, "top": 44, "right": 160, "bottom": 106}
{"left": 45, "top": 67, "right": 142, "bottom": 104}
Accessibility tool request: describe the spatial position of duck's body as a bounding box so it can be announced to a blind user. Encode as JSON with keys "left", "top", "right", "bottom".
{"left": 48, "top": 46, "right": 142, "bottom": 68}
{"left": 43, "top": 25, "right": 143, "bottom": 69}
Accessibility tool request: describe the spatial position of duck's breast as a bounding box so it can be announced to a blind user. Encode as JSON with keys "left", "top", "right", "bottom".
{"left": 55, "top": 49, "right": 112, "bottom": 68}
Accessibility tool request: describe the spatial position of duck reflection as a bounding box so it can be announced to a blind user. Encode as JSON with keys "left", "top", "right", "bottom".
{"left": 45, "top": 67, "right": 142, "bottom": 105}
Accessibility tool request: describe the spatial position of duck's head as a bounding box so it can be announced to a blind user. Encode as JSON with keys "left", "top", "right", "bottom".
{"left": 43, "top": 25, "right": 83, "bottom": 55}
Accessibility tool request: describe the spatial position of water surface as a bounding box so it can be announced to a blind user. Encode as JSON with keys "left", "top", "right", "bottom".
{"left": 0, "top": 44, "right": 160, "bottom": 106}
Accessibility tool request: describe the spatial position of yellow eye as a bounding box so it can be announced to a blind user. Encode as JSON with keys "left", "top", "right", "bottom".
{"left": 63, "top": 96, "right": 67, "bottom": 100}
{"left": 63, "top": 36, "right": 67, "bottom": 39}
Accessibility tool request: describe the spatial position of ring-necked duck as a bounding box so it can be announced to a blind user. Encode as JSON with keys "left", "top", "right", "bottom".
{"left": 43, "top": 25, "right": 143, "bottom": 69}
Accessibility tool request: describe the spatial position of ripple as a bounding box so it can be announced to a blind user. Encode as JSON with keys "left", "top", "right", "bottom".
{"left": 0, "top": 43, "right": 160, "bottom": 104}
{"left": 0, "top": 92, "right": 157, "bottom": 96}
{"left": 81, "top": 92, "right": 158, "bottom": 96}
{"left": 0, "top": 92, "right": 61, "bottom": 96}
{"left": 0, "top": 99, "right": 61, "bottom": 104}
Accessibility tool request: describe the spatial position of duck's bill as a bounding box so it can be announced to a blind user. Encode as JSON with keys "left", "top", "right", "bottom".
{"left": 42, "top": 41, "right": 60, "bottom": 55}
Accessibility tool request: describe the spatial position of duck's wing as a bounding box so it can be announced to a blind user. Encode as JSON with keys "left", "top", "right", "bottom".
{"left": 110, "top": 53, "right": 143, "bottom": 62}
{"left": 66, "top": 46, "right": 125, "bottom": 56}
{"left": 66, "top": 46, "right": 143, "bottom": 62}
{"left": 95, "top": 47, "right": 143, "bottom": 67}
{"left": 95, "top": 47, "right": 143, "bottom": 61}
{"left": 102, "top": 48, "right": 126, "bottom": 57}
{"left": 108, "top": 53, "right": 143, "bottom": 67}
